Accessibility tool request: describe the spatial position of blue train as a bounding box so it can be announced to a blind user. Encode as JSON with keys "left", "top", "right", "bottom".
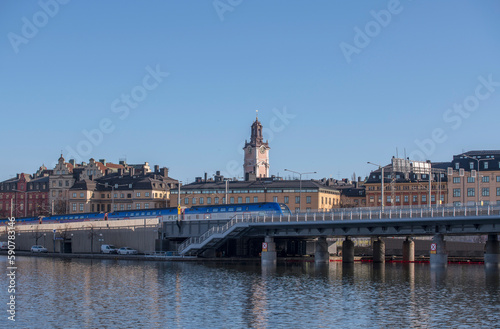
{"left": 0, "top": 202, "right": 291, "bottom": 225}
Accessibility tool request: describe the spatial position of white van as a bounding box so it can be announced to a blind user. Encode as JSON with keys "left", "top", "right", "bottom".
{"left": 100, "top": 244, "right": 118, "bottom": 254}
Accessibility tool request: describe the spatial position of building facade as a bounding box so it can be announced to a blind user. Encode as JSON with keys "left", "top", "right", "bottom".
{"left": 0, "top": 172, "right": 50, "bottom": 218}
{"left": 171, "top": 173, "right": 340, "bottom": 213}
{"left": 447, "top": 150, "right": 500, "bottom": 206}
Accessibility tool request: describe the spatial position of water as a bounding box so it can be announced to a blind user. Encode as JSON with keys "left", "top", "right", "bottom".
{"left": 2, "top": 256, "right": 499, "bottom": 328}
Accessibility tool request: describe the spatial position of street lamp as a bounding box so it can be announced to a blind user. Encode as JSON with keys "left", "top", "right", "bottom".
{"left": 12, "top": 189, "right": 27, "bottom": 217}
{"left": 367, "top": 162, "right": 385, "bottom": 209}
{"left": 284, "top": 169, "right": 317, "bottom": 212}
{"left": 462, "top": 154, "right": 493, "bottom": 205}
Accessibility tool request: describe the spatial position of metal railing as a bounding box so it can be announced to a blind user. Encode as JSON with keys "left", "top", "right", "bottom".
{"left": 177, "top": 204, "right": 500, "bottom": 254}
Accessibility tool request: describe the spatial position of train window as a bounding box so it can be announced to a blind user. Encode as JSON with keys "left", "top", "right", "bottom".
{"left": 228, "top": 208, "right": 234, "bottom": 212}
{"left": 146, "top": 212, "right": 151, "bottom": 216}
{"left": 213, "top": 208, "right": 219, "bottom": 212}
{"left": 152, "top": 211, "right": 157, "bottom": 215}
{"left": 220, "top": 208, "right": 226, "bottom": 212}
{"left": 236, "top": 207, "right": 242, "bottom": 211}
{"left": 141, "top": 212, "right": 145, "bottom": 216}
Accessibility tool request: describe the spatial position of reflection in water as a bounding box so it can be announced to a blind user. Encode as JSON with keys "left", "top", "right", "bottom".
{"left": 2, "top": 256, "right": 500, "bottom": 328}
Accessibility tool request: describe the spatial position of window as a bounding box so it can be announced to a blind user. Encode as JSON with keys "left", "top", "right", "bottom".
{"left": 482, "top": 188, "right": 490, "bottom": 197}
{"left": 253, "top": 197, "right": 258, "bottom": 203}
{"left": 72, "top": 193, "right": 77, "bottom": 198}
{"left": 497, "top": 176, "right": 500, "bottom": 182}
{"left": 136, "top": 203, "right": 141, "bottom": 209}
{"left": 431, "top": 195, "right": 436, "bottom": 202}
{"left": 145, "top": 192, "right": 150, "bottom": 197}
{"left": 238, "top": 197, "right": 242, "bottom": 203}
{"left": 273, "top": 196, "right": 278, "bottom": 202}
{"left": 306, "top": 196, "right": 311, "bottom": 204}
{"left": 387, "top": 196, "right": 391, "bottom": 203}
{"left": 80, "top": 192, "right": 84, "bottom": 198}
{"left": 230, "top": 197, "right": 234, "bottom": 204}
{"left": 497, "top": 188, "right": 500, "bottom": 196}
{"left": 127, "top": 204, "right": 132, "bottom": 210}
{"left": 192, "top": 198, "right": 196, "bottom": 205}
{"left": 370, "top": 196, "right": 374, "bottom": 203}
{"left": 455, "top": 163, "right": 459, "bottom": 170}
{"left": 214, "top": 197, "right": 219, "bottom": 204}
{"left": 101, "top": 194, "right": 105, "bottom": 198}
{"left": 245, "top": 197, "right": 250, "bottom": 203}
{"left": 136, "top": 192, "right": 141, "bottom": 197}
{"left": 200, "top": 197, "right": 204, "bottom": 205}
{"left": 467, "top": 188, "right": 475, "bottom": 197}
{"left": 395, "top": 196, "right": 400, "bottom": 203}
{"left": 120, "top": 204, "right": 124, "bottom": 210}
{"left": 121, "top": 193, "right": 124, "bottom": 198}
{"left": 470, "top": 162, "right": 474, "bottom": 169}
{"left": 482, "top": 176, "right": 490, "bottom": 183}
{"left": 404, "top": 195, "right": 408, "bottom": 203}
{"left": 114, "top": 193, "right": 118, "bottom": 198}
{"left": 453, "top": 189, "right": 461, "bottom": 197}
{"left": 284, "top": 196, "right": 289, "bottom": 204}
{"left": 207, "top": 197, "right": 211, "bottom": 204}
{"left": 422, "top": 195, "right": 427, "bottom": 202}
{"left": 184, "top": 198, "right": 189, "bottom": 205}
{"left": 65, "top": 180, "right": 69, "bottom": 186}
{"left": 58, "top": 181, "right": 62, "bottom": 187}
{"left": 72, "top": 203, "right": 76, "bottom": 211}
{"left": 145, "top": 203, "right": 149, "bottom": 209}
{"left": 453, "top": 177, "right": 460, "bottom": 184}
{"left": 467, "top": 177, "right": 475, "bottom": 183}
{"left": 79, "top": 204, "right": 84, "bottom": 211}
{"left": 113, "top": 204, "right": 117, "bottom": 211}
{"left": 484, "top": 162, "right": 489, "bottom": 169}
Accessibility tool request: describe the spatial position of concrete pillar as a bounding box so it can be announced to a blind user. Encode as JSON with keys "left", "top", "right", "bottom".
{"left": 261, "top": 236, "right": 277, "bottom": 264}
{"left": 430, "top": 234, "right": 447, "bottom": 267}
{"left": 484, "top": 234, "right": 500, "bottom": 267}
{"left": 402, "top": 237, "right": 415, "bottom": 263}
{"left": 342, "top": 237, "right": 354, "bottom": 263}
{"left": 315, "top": 237, "right": 330, "bottom": 263}
{"left": 373, "top": 237, "right": 385, "bottom": 263}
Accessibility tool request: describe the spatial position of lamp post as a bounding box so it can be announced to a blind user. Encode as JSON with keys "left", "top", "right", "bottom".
{"left": 12, "top": 189, "right": 27, "bottom": 217}
{"left": 284, "top": 169, "right": 317, "bottom": 213}
{"left": 367, "top": 162, "right": 385, "bottom": 209}
{"left": 463, "top": 154, "right": 492, "bottom": 205}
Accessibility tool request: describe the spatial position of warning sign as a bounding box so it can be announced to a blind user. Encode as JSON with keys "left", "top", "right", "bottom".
{"left": 430, "top": 243, "right": 437, "bottom": 254}
{"left": 262, "top": 242, "right": 268, "bottom": 252}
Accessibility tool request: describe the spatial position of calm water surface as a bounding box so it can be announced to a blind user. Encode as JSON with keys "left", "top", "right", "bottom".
{"left": 2, "top": 256, "right": 499, "bottom": 328}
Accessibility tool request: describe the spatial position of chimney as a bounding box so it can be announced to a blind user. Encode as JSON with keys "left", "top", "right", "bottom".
{"left": 99, "top": 159, "right": 106, "bottom": 166}
{"left": 161, "top": 167, "right": 168, "bottom": 177}
{"left": 195, "top": 177, "right": 202, "bottom": 183}
{"left": 118, "top": 168, "right": 123, "bottom": 176}
{"left": 154, "top": 165, "right": 160, "bottom": 173}
{"left": 130, "top": 168, "right": 135, "bottom": 176}
{"left": 69, "top": 159, "right": 75, "bottom": 166}
{"left": 204, "top": 172, "right": 208, "bottom": 182}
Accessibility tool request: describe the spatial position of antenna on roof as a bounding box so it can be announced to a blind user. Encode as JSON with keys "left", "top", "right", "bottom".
{"left": 256, "top": 109, "right": 258, "bottom": 120}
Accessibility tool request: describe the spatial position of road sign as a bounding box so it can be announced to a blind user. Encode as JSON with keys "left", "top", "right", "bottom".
{"left": 53, "top": 229, "right": 56, "bottom": 233}
{"left": 262, "top": 242, "right": 268, "bottom": 252}
{"left": 430, "top": 243, "right": 437, "bottom": 254}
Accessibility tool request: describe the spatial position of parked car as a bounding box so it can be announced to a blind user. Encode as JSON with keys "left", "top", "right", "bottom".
{"left": 31, "top": 245, "right": 48, "bottom": 253}
{"left": 100, "top": 245, "right": 118, "bottom": 254}
{"left": 117, "top": 247, "right": 138, "bottom": 255}
{"left": 0, "top": 241, "right": 8, "bottom": 250}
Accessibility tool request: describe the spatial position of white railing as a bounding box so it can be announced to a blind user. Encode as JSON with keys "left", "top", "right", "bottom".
{"left": 178, "top": 204, "right": 499, "bottom": 254}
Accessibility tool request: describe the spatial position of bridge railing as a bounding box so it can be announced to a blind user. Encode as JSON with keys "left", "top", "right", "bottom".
{"left": 178, "top": 205, "right": 499, "bottom": 254}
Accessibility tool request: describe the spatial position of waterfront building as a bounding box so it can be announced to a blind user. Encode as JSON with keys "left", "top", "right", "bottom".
{"left": 49, "top": 155, "right": 79, "bottom": 214}
{"left": 171, "top": 172, "right": 340, "bottom": 213}
{"left": 0, "top": 170, "right": 50, "bottom": 218}
{"left": 68, "top": 166, "right": 178, "bottom": 213}
{"left": 317, "top": 177, "right": 366, "bottom": 208}
{"left": 365, "top": 158, "right": 448, "bottom": 207}
{"left": 447, "top": 150, "right": 500, "bottom": 206}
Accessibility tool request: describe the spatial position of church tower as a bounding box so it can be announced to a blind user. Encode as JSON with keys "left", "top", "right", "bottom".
{"left": 243, "top": 111, "right": 270, "bottom": 178}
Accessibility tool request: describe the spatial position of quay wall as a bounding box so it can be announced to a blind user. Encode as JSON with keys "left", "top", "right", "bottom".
{"left": 0, "top": 218, "right": 160, "bottom": 254}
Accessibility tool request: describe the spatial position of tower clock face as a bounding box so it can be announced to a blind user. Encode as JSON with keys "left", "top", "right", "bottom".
{"left": 260, "top": 147, "right": 266, "bottom": 154}
{"left": 248, "top": 147, "right": 252, "bottom": 153}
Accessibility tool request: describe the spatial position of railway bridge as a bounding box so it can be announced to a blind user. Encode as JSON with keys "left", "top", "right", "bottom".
{"left": 174, "top": 205, "right": 500, "bottom": 266}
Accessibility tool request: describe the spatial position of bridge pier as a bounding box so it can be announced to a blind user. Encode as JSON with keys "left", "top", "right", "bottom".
{"left": 484, "top": 234, "right": 500, "bottom": 267}
{"left": 373, "top": 237, "right": 385, "bottom": 263}
{"left": 315, "top": 237, "right": 330, "bottom": 263}
{"left": 430, "top": 234, "right": 447, "bottom": 267}
{"left": 261, "top": 236, "right": 277, "bottom": 264}
{"left": 402, "top": 237, "right": 415, "bottom": 262}
{"left": 342, "top": 237, "right": 354, "bottom": 263}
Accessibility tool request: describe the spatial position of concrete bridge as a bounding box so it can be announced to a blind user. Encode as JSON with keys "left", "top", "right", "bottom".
{"left": 175, "top": 205, "right": 500, "bottom": 267}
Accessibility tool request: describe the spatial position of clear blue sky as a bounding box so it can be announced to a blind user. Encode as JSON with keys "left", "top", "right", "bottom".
{"left": 1, "top": 0, "right": 499, "bottom": 183}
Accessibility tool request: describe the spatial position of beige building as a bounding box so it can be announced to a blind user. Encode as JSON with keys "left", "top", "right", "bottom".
{"left": 171, "top": 173, "right": 340, "bottom": 213}
{"left": 447, "top": 151, "right": 500, "bottom": 206}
